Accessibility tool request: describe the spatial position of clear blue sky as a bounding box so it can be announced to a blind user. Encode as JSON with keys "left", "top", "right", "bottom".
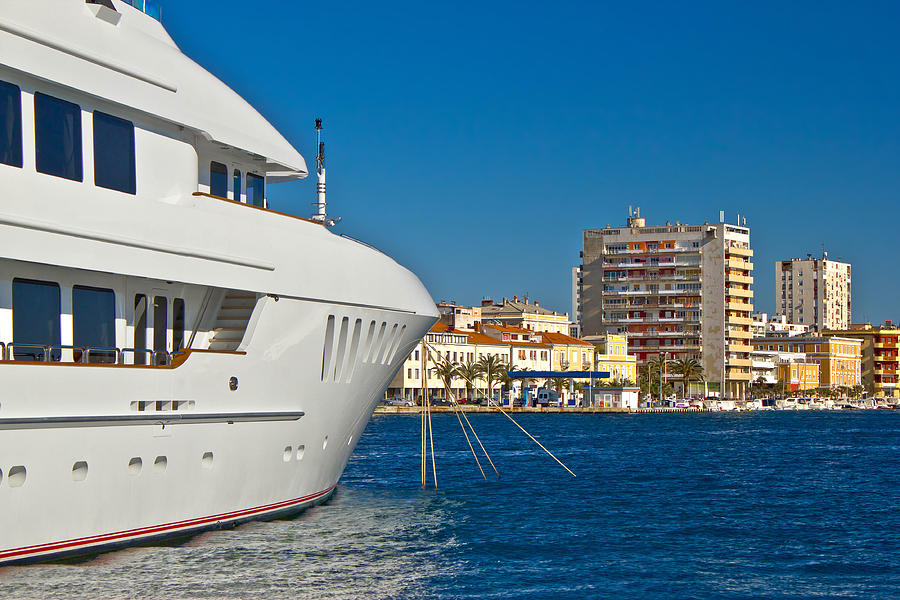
{"left": 163, "top": 1, "right": 900, "bottom": 324}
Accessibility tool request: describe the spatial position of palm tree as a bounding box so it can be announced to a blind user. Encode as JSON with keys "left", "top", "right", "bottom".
{"left": 457, "top": 359, "right": 481, "bottom": 403}
{"left": 430, "top": 355, "right": 460, "bottom": 403}
{"left": 476, "top": 354, "right": 506, "bottom": 403}
{"left": 672, "top": 358, "right": 703, "bottom": 398}
{"left": 499, "top": 365, "right": 521, "bottom": 404}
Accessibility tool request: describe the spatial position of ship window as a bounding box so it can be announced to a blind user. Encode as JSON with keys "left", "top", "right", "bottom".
{"left": 73, "top": 286, "right": 116, "bottom": 363}
{"left": 93, "top": 111, "right": 135, "bottom": 194}
{"left": 153, "top": 296, "right": 167, "bottom": 365}
{"left": 233, "top": 169, "right": 241, "bottom": 202}
{"left": 246, "top": 172, "right": 264, "bottom": 207}
{"left": 210, "top": 161, "right": 227, "bottom": 198}
{"left": 12, "top": 279, "right": 61, "bottom": 362}
{"left": 0, "top": 80, "right": 22, "bottom": 168}
{"left": 173, "top": 298, "right": 185, "bottom": 352}
{"left": 134, "top": 294, "right": 147, "bottom": 365}
{"left": 34, "top": 92, "right": 82, "bottom": 182}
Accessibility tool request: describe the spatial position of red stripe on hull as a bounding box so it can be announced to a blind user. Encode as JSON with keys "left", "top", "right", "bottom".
{"left": 0, "top": 486, "right": 335, "bottom": 562}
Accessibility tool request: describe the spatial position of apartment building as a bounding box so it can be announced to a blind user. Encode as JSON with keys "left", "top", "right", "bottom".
{"left": 480, "top": 296, "right": 571, "bottom": 334}
{"left": 580, "top": 209, "right": 754, "bottom": 399}
{"left": 824, "top": 322, "right": 899, "bottom": 397}
{"left": 751, "top": 312, "right": 810, "bottom": 338}
{"left": 751, "top": 335, "right": 862, "bottom": 389}
{"left": 777, "top": 253, "right": 851, "bottom": 331}
{"left": 571, "top": 266, "right": 583, "bottom": 337}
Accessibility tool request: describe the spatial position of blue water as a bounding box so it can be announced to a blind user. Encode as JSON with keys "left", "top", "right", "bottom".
{"left": 3, "top": 412, "right": 900, "bottom": 599}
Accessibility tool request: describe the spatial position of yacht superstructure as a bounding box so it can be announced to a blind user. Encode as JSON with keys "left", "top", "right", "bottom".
{"left": 0, "top": 0, "right": 437, "bottom": 564}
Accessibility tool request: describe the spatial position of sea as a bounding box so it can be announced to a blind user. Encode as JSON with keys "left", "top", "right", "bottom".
{"left": 3, "top": 411, "right": 900, "bottom": 599}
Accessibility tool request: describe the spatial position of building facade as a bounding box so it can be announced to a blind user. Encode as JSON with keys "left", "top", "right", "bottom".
{"left": 824, "top": 322, "right": 899, "bottom": 397}
{"left": 751, "top": 335, "right": 862, "bottom": 390}
{"left": 581, "top": 209, "right": 754, "bottom": 399}
{"left": 776, "top": 361, "right": 820, "bottom": 392}
{"left": 571, "top": 266, "right": 582, "bottom": 337}
{"left": 777, "top": 254, "right": 851, "bottom": 331}
{"left": 480, "top": 296, "right": 571, "bottom": 334}
{"left": 751, "top": 312, "right": 811, "bottom": 338}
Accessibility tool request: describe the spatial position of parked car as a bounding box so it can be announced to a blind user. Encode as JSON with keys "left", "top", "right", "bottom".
{"left": 429, "top": 397, "right": 453, "bottom": 407}
{"left": 379, "top": 396, "right": 413, "bottom": 407}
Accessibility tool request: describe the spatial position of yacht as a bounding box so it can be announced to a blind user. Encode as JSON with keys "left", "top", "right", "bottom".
{"left": 0, "top": 0, "right": 437, "bottom": 564}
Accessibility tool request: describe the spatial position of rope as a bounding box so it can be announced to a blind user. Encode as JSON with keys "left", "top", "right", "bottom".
{"left": 488, "top": 399, "right": 577, "bottom": 477}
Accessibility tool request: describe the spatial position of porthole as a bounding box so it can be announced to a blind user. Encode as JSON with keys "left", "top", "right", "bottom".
{"left": 153, "top": 456, "right": 167, "bottom": 473}
{"left": 201, "top": 452, "right": 214, "bottom": 469}
{"left": 0, "top": 468, "right": 3, "bottom": 485}
{"left": 72, "top": 461, "right": 88, "bottom": 482}
{"left": 347, "top": 435, "right": 353, "bottom": 446}
{"left": 296, "top": 445, "right": 305, "bottom": 461}
{"left": 283, "top": 446, "right": 292, "bottom": 462}
{"left": 322, "top": 436, "right": 328, "bottom": 450}
{"left": 128, "top": 457, "right": 142, "bottom": 475}
{"left": 8, "top": 465, "right": 26, "bottom": 487}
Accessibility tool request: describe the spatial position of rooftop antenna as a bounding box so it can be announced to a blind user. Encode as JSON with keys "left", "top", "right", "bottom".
{"left": 311, "top": 118, "right": 340, "bottom": 227}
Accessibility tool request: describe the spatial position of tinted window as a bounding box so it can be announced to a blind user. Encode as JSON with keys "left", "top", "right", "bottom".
{"left": 73, "top": 286, "right": 116, "bottom": 363}
{"left": 210, "top": 161, "right": 227, "bottom": 198}
{"left": 12, "top": 279, "right": 61, "bottom": 361}
{"left": 134, "top": 294, "right": 147, "bottom": 365}
{"left": 233, "top": 169, "right": 241, "bottom": 202}
{"left": 247, "top": 172, "right": 264, "bottom": 207}
{"left": 93, "top": 111, "right": 135, "bottom": 194}
{"left": 173, "top": 298, "right": 185, "bottom": 352}
{"left": 0, "top": 80, "right": 22, "bottom": 168}
{"left": 34, "top": 92, "right": 82, "bottom": 181}
{"left": 153, "top": 296, "right": 167, "bottom": 365}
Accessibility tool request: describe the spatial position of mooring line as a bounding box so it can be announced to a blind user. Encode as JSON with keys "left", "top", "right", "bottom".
{"left": 488, "top": 399, "right": 577, "bottom": 477}
{"left": 458, "top": 409, "right": 500, "bottom": 478}
{"left": 427, "top": 395, "right": 437, "bottom": 488}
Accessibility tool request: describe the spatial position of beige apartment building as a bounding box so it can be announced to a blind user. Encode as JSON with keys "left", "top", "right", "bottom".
{"left": 777, "top": 253, "right": 851, "bottom": 331}
{"left": 581, "top": 208, "right": 754, "bottom": 400}
{"left": 479, "top": 296, "right": 571, "bottom": 334}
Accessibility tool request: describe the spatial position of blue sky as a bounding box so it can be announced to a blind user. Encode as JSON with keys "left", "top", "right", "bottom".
{"left": 163, "top": 1, "right": 900, "bottom": 323}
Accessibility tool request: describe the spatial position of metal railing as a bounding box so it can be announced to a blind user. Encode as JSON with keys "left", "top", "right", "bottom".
{"left": 1, "top": 344, "right": 173, "bottom": 366}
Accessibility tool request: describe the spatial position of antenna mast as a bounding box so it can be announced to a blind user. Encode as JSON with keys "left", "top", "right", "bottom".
{"left": 312, "top": 118, "right": 340, "bottom": 226}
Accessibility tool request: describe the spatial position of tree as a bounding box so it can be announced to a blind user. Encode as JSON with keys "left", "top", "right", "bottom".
{"left": 457, "top": 359, "right": 481, "bottom": 402}
{"left": 430, "top": 355, "right": 460, "bottom": 402}
{"left": 671, "top": 358, "right": 704, "bottom": 398}
{"left": 476, "top": 354, "right": 506, "bottom": 401}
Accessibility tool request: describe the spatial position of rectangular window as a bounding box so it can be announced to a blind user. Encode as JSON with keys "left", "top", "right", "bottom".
{"left": 246, "top": 172, "right": 264, "bottom": 207}
{"left": 0, "top": 80, "right": 22, "bottom": 167}
{"left": 233, "top": 169, "right": 242, "bottom": 202}
{"left": 73, "top": 286, "right": 116, "bottom": 363}
{"left": 34, "top": 92, "right": 82, "bottom": 181}
{"left": 210, "top": 161, "right": 227, "bottom": 198}
{"left": 134, "top": 294, "right": 147, "bottom": 365}
{"left": 93, "top": 111, "right": 135, "bottom": 194}
{"left": 12, "top": 279, "right": 61, "bottom": 361}
{"left": 153, "top": 296, "right": 167, "bottom": 365}
{"left": 173, "top": 298, "right": 185, "bottom": 352}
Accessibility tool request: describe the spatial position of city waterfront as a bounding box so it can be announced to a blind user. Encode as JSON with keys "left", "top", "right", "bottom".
{"left": 5, "top": 412, "right": 900, "bottom": 599}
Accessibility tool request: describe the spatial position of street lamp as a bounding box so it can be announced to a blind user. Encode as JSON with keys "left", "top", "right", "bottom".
{"left": 659, "top": 352, "right": 669, "bottom": 407}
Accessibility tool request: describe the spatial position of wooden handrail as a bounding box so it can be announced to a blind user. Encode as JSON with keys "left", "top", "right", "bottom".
{"left": 192, "top": 192, "right": 324, "bottom": 225}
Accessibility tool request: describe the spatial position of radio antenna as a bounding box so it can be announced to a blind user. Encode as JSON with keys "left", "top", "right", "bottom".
{"left": 312, "top": 118, "right": 340, "bottom": 226}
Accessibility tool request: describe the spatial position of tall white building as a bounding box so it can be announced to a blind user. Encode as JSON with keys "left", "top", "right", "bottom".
{"left": 571, "top": 266, "right": 582, "bottom": 337}
{"left": 776, "top": 253, "right": 851, "bottom": 331}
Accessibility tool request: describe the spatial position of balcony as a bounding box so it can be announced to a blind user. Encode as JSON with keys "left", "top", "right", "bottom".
{"left": 729, "top": 343, "right": 753, "bottom": 353}
{"left": 727, "top": 300, "right": 753, "bottom": 310}
{"left": 728, "top": 329, "right": 752, "bottom": 339}
{"left": 727, "top": 258, "right": 753, "bottom": 270}
{"left": 727, "top": 273, "right": 754, "bottom": 285}
{"left": 728, "top": 246, "right": 753, "bottom": 257}
{"left": 728, "top": 315, "right": 753, "bottom": 326}
{"left": 727, "top": 287, "right": 753, "bottom": 298}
